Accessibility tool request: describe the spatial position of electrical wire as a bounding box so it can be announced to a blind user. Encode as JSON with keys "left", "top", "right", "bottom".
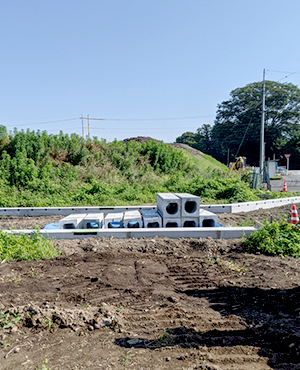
{"left": 3, "top": 118, "right": 79, "bottom": 128}
{"left": 85, "top": 115, "right": 214, "bottom": 122}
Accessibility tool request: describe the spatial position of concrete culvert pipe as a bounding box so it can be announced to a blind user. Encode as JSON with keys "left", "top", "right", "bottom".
{"left": 146, "top": 222, "right": 160, "bottom": 228}
{"left": 108, "top": 222, "right": 121, "bottom": 228}
{"left": 185, "top": 201, "right": 197, "bottom": 214}
{"left": 127, "top": 221, "right": 140, "bottom": 228}
{"left": 63, "top": 223, "right": 75, "bottom": 229}
{"left": 202, "top": 219, "right": 216, "bottom": 227}
{"left": 166, "top": 222, "right": 178, "bottom": 227}
{"left": 166, "top": 202, "right": 178, "bottom": 215}
{"left": 183, "top": 220, "right": 197, "bottom": 227}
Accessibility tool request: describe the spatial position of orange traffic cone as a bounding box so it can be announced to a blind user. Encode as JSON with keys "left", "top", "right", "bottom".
{"left": 282, "top": 180, "right": 287, "bottom": 192}
{"left": 291, "top": 204, "right": 299, "bottom": 225}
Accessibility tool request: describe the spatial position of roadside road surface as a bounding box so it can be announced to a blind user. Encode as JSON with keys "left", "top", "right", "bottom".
{"left": 270, "top": 170, "right": 300, "bottom": 192}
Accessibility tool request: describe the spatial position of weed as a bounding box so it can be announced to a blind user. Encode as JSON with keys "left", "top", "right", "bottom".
{"left": 157, "top": 333, "right": 168, "bottom": 341}
{"left": 116, "top": 306, "right": 123, "bottom": 312}
{"left": 243, "top": 221, "right": 300, "bottom": 258}
{"left": 35, "top": 358, "right": 50, "bottom": 370}
{"left": 206, "top": 256, "right": 246, "bottom": 272}
{"left": 0, "top": 230, "right": 58, "bottom": 262}
{"left": 0, "top": 311, "right": 21, "bottom": 329}
{"left": 122, "top": 350, "right": 134, "bottom": 366}
{"left": 26, "top": 266, "right": 44, "bottom": 277}
{"left": 221, "top": 260, "right": 247, "bottom": 272}
{"left": 41, "top": 318, "right": 54, "bottom": 332}
{"left": 1, "top": 340, "right": 10, "bottom": 348}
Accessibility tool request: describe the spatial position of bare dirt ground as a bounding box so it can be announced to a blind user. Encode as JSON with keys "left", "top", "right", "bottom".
{"left": 0, "top": 204, "right": 300, "bottom": 370}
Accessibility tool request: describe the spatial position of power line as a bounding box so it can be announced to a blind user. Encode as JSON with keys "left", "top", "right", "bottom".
{"left": 3, "top": 118, "right": 79, "bottom": 128}
{"left": 82, "top": 115, "right": 214, "bottom": 122}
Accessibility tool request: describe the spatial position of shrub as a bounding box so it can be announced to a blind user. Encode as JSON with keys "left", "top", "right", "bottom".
{"left": 0, "top": 231, "right": 58, "bottom": 261}
{"left": 242, "top": 221, "right": 300, "bottom": 258}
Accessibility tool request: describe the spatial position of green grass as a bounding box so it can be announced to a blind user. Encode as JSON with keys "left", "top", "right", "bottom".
{"left": 0, "top": 230, "right": 58, "bottom": 262}
{"left": 0, "top": 311, "right": 21, "bottom": 329}
{"left": 242, "top": 221, "right": 300, "bottom": 258}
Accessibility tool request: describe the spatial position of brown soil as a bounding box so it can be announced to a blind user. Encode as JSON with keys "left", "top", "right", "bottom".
{"left": 0, "top": 204, "right": 300, "bottom": 370}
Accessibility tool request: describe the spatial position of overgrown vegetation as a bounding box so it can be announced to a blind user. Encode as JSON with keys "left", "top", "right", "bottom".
{"left": 0, "top": 126, "right": 266, "bottom": 206}
{"left": 242, "top": 222, "right": 300, "bottom": 258}
{"left": 0, "top": 230, "right": 58, "bottom": 261}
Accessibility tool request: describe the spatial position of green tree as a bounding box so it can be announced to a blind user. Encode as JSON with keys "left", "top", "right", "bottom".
{"left": 176, "top": 124, "right": 212, "bottom": 153}
{"left": 211, "top": 81, "right": 300, "bottom": 165}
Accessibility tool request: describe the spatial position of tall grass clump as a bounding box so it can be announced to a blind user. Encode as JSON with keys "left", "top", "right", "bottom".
{"left": 0, "top": 231, "right": 58, "bottom": 261}
{"left": 242, "top": 221, "right": 300, "bottom": 258}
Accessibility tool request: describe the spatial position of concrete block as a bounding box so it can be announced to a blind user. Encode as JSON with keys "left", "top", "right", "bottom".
{"left": 199, "top": 209, "right": 218, "bottom": 227}
{"left": 182, "top": 217, "right": 199, "bottom": 227}
{"left": 157, "top": 193, "right": 181, "bottom": 218}
{"left": 104, "top": 212, "right": 124, "bottom": 228}
{"left": 82, "top": 213, "right": 104, "bottom": 229}
{"left": 140, "top": 209, "right": 162, "bottom": 228}
{"left": 162, "top": 218, "right": 182, "bottom": 228}
{"left": 174, "top": 193, "right": 200, "bottom": 217}
{"left": 59, "top": 213, "right": 87, "bottom": 229}
{"left": 122, "top": 210, "right": 142, "bottom": 228}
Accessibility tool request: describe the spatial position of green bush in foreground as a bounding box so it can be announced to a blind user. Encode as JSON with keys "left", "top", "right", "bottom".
{"left": 0, "top": 231, "right": 58, "bottom": 261}
{"left": 243, "top": 222, "right": 300, "bottom": 258}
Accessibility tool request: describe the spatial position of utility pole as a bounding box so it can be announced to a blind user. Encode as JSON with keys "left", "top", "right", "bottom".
{"left": 80, "top": 115, "right": 84, "bottom": 137}
{"left": 81, "top": 116, "right": 104, "bottom": 138}
{"left": 260, "top": 69, "right": 266, "bottom": 176}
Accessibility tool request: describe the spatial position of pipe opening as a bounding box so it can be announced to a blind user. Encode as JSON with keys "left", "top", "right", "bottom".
{"left": 63, "top": 223, "right": 75, "bottom": 229}
{"left": 202, "top": 219, "right": 215, "bottom": 227}
{"left": 166, "top": 222, "right": 178, "bottom": 228}
{"left": 166, "top": 202, "right": 178, "bottom": 215}
{"left": 147, "top": 222, "right": 159, "bottom": 228}
{"left": 185, "top": 201, "right": 197, "bottom": 214}
{"left": 183, "top": 220, "right": 197, "bottom": 227}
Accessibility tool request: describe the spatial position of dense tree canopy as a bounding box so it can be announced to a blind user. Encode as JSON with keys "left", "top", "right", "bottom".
{"left": 176, "top": 124, "right": 212, "bottom": 153}
{"left": 177, "top": 81, "right": 300, "bottom": 168}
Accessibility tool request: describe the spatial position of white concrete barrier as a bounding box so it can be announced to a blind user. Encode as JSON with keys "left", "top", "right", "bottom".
{"left": 4, "top": 227, "right": 256, "bottom": 240}
{"left": 2, "top": 196, "right": 300, "bottom": 217}
{"left": 201, "top": 196, "right": 300, "bottom": 213}
{"left": 0, "top": 206, "right": 156, "bottom": 217}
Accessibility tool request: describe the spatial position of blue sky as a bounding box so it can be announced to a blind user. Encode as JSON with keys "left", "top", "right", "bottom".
{"left": 1, "top": 0, "right": 300, "bottom": 142}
